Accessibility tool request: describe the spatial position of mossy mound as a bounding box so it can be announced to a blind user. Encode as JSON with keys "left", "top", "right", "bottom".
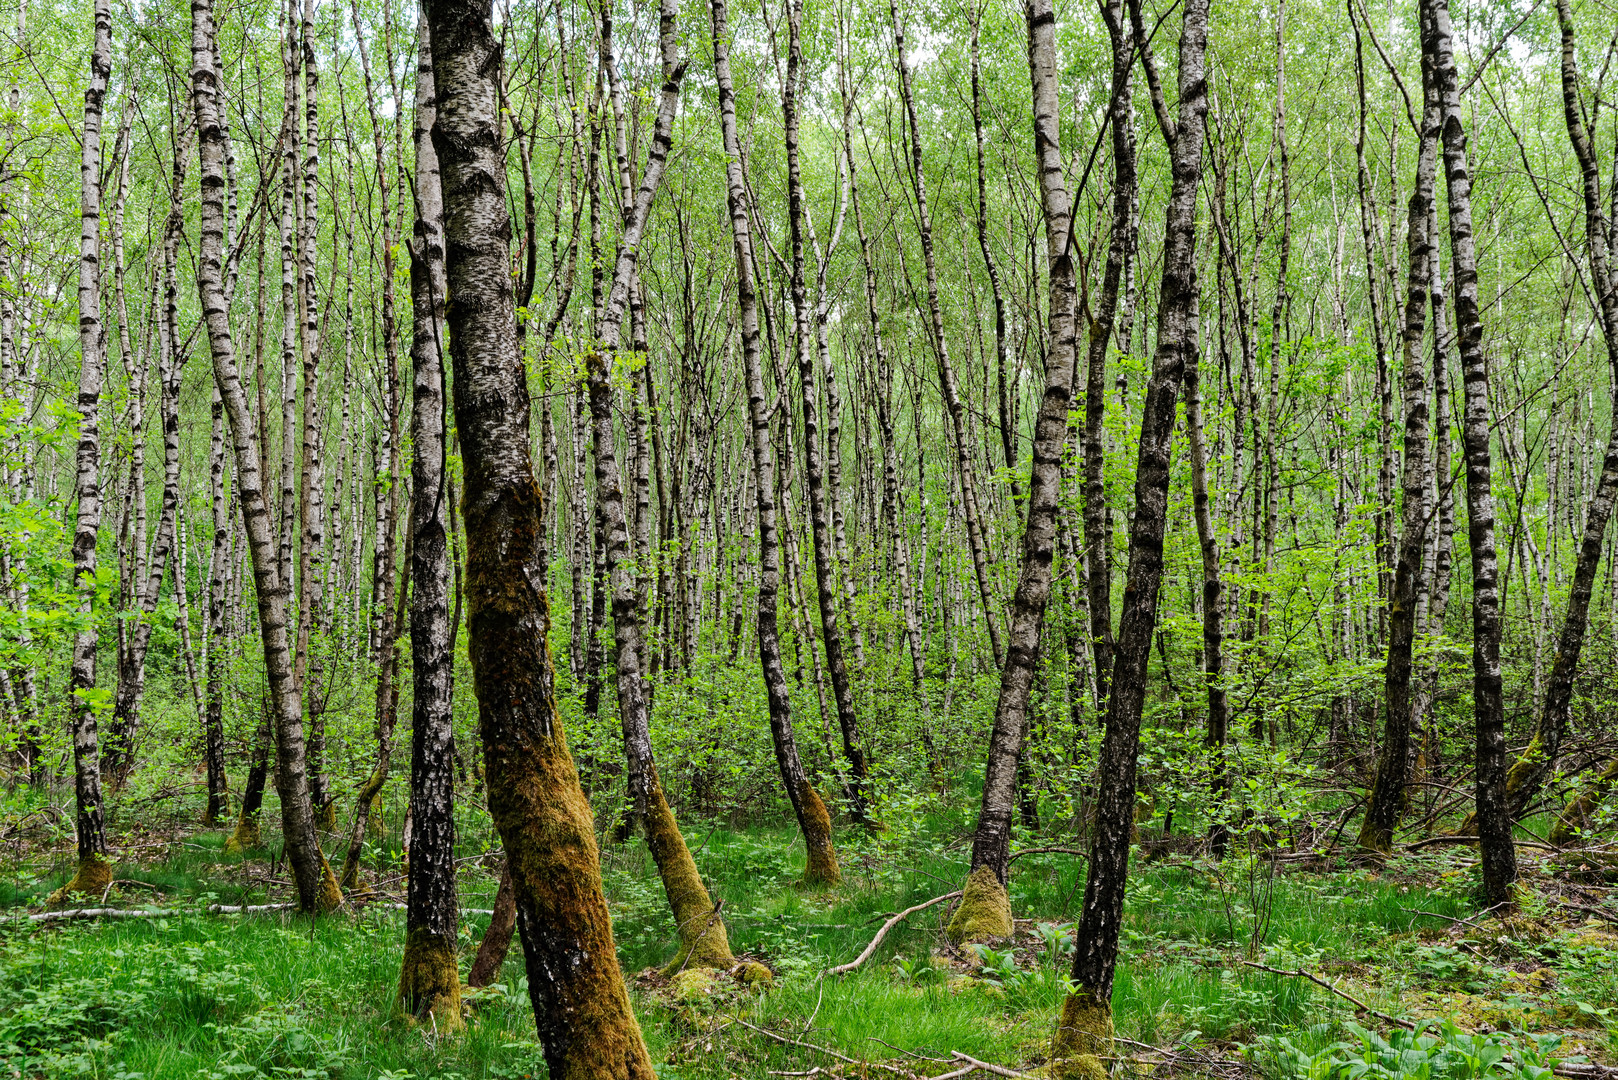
{"left": 946, "top": 865, "right": 1013, "bottom": 944}
{"left": 736, "top": 961, "right": 773, "bottom": 986}
{"left": 1050, "top": 990, "right": 1114, "bottom": 1080}
{"left": 45, "top": 855, "right": 113, "bottom": 910}
{"left": 669, "top": 967, "right": 717, "bottom": 1004}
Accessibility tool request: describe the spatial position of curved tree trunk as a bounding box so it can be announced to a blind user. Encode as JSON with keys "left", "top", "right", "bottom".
{"left": 424, "top": 0, "right": 654, "bottom": 1070}
{"left": 591, "top": 0, "right": 730, "bottom": 974}
{"left": 190, "top": 0, "right": 340, "bottom": 914}
{"left": 889, "top": 0, "right": 1002, "bottom": 670}
{"left": 951, "top": 0, "right": 1084, "bottom": 942}
{"left": 1518, "top": 0, "right": 1618, "bottom": 838}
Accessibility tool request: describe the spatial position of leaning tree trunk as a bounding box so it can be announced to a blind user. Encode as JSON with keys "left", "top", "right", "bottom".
{"left": 423, "top": 0, "right": 654, "bottom": 1071}
{"left": 783, "top": 0, "right": 872, "bottom": 829}
{"left": 397, "top": 13, "right": 460, "bottom": 1031}
{"left": 53, "top": 0, "right": 114, "bottom": 907}
{"left": 1081, "top": 0, "right": 1139, "bottom": 708}
{"left": 948, "top": 0, "right": 1083, "bottom": 944}
{"left": 1358, "top": 80, "right": 1439, "bottom": 854}
{"left": 191, "top": 0, "right": 340, "bottom": 914}
{"left": 1053, "top": 0, "right": 1208, "bottom": 1068}
{"left": 889, "top": 0, "right": 1002, "bottom": 669}
{"left": 1520, "top": 0, "right": 1618, "bottom": 842}
{"left": 590, "top": 0, "right": 733, "bottom": 974}
{"left": 710, "top": 0, "right": 840, "bottom": 887}
{"left": 1421, "top": 0, "right": 1516, "bottom": 906}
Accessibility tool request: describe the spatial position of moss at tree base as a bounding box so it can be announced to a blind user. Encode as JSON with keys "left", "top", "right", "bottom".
{"left": 646, "top": 781, "right": 737, "bottom": 977}
{"left": 736, "top": 961, "right": 773, "bottom": 986}
{"left": 799, "top": 784, "right": 842, "bottom": 886}
{"left": 946, "top": 865, "right": 1013, "bottom": 943}
{"left": 45, "top": 855, "right": 113, "bottom": 909}
{"left": 312, "top": 854, "right": 343, "bottom": 913}
{"left": 1050, "top": 989, "right": 1114, "bottom": 1080}
{"left": 397, "top": 928, "right": 464, "bottom": 1033}
{"left": 224, "top": 815, "right": 261, "bottom": 854}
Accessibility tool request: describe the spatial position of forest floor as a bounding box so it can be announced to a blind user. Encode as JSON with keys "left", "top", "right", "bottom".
{"left": 3, "top": 808, "right": 1618, "bottom": 1079}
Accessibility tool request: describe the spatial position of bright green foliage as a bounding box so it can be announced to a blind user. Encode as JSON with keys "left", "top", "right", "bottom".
{"left": 1269, "top": 1022, "right": 1565, "bottom": 1080}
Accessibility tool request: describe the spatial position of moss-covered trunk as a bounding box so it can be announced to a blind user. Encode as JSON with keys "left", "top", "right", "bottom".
{"left": 226, "top": 712, "right": 271, "bottom": 853}
{"left": 425, "top": 0, "right": 652, "bottom": 1068}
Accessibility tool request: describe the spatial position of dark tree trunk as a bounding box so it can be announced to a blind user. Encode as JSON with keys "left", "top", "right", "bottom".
{"left": 1420, "top": 0, "right": 1516, "bottom": 906}
{"left": 710, "top": 0, "right": 840, "bottom": 887}
{"left": 1359, "top": 68, "right": 1439, "bottom": 854}
{"left": 424, "top": 0, "right": 654, "bottom": 1069}
{"left": 1055, "top": 0, "right": 1208, "bottom": 1064}
{"left": 1082, "top": 0, "right": 1139, "bottom": 708}
{"left": 1525, "top": 0, "right": 1618, "bottom": 840}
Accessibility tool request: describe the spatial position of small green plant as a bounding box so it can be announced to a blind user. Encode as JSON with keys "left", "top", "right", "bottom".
{"left": 1267, "top": 1021, "right": 1564, "bottom": 1080}
{"left": 891, "top": 954, "right": 941, "bottom": 985}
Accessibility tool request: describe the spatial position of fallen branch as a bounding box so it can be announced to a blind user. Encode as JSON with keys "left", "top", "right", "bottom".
{"left": 1553, "top": 899, "right": 1618, "bottom": 924}
{"left": 726, "top": 1015, "right": 920, "bottom": 1078}
{"left": 8, "top": 901, "right": 496, "bottom": 924}
{"left": 1006, "top": 847, "right": 1088, "bottom": 862}
{"left": 948, "top": 1051, "right": 1036, "bottom": 1078}
{"left": 1404, "top": 835, "right": 1556, "bottom": 852}
{"left": 822, "top": 891, "right": 960, "bottom": 977}
{"left": 1243, "top": 961, "right": 1413, "bottom": 1030}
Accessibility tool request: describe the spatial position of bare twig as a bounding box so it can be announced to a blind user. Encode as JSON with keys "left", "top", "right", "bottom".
{"left": 1006, "top": 846, "right": 1089, "bottom": 862}
{"left": 822, "top": 891, "right": 960, "bottom": 977}
{"left": 1243, "top": 961, "right": 1414, "bottom": 1030}
{"left": 726, "top": 1015, "right": 921, "bottom": 1078}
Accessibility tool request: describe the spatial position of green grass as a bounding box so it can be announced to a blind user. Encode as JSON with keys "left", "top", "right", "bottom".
{"left": 0, "top": 817, "right": 1556, "bottom": 1080}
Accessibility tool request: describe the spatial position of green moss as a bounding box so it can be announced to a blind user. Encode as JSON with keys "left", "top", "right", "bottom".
{"left": 45, "top": 854, "right": 113, "bottom": 909}
{"left": 1553, "top": 756, "right": 1618, "bottom": 844}
{"left": 737, "top": 961, "right": 773, "bottom": 986}
{"left": 398, "top": 928, "right": 465, "bottom": 1033}
{"left": 312, "top": 855, "right": 343, "bottom": 914}
{"left": 1050, "top": 989, "right": 1114, "bottom": 1080}
{"left": 946, "top": 865, "right": 1013, "bottom": 944}
{"left": 223, "top": 813, "right": 261, "bottom": 855}
{"left": 645, "top": 776, "right": 735, "bottom": 976}
{"left": 669, "top": 967, "right": 716, "bottom": 1004}
{"left": 799, "top": 784, "right": 842, "bottom": 886}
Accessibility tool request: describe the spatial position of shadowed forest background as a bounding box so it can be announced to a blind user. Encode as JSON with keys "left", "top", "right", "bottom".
{"left": 5, "top": 0, "right": 1618, "bottom": 1073}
